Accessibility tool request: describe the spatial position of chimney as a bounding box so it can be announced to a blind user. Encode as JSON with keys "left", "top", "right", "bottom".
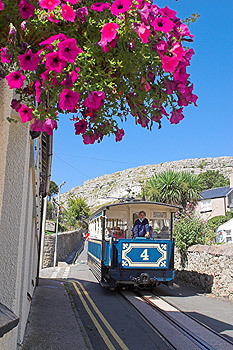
{"left": 230, "top": 168, "right": 233, "bottom": 189}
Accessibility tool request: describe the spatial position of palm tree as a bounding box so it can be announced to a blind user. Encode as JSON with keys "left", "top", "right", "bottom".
{"left": 145, "top": 170, "right": 201, "bottom": 208}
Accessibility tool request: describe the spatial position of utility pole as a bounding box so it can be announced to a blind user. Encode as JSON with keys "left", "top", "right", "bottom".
{"left": 53, "top": 181, "right": 66, "bottom": 267}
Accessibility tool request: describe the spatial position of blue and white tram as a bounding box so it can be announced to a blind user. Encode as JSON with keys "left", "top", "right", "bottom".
{"left": 87, "top": 201, "right": 180, "bottom": 289}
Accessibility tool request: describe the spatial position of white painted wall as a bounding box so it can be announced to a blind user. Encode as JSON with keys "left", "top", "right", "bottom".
{"left": 0, "top": 81, "right": 41, "bottom": 349}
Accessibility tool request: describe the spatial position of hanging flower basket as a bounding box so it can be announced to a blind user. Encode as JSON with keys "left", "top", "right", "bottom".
{"left": 0, "top": 0, "right": 198, "bottom": 143}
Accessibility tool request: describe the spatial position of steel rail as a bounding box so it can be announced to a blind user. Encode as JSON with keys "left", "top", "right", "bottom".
{"left": 151, "top": 290, "right": 233, "bottom": 348}
{"left": 120, "top": 289, "right": 232, "bottom": 350}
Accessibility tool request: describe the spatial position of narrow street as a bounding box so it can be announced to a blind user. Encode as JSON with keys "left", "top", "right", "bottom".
{"left": 32, "top": 244, "right": 233, "bottom": 350}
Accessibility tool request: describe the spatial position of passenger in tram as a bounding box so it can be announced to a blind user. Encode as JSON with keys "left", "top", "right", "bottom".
{"left": 133, "top": 211, "right": 150, "bottom": 238}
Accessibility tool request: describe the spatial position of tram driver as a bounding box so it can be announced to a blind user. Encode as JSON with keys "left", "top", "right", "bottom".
{"left": 133, "top": 211, "right": 150, "bottom": 238}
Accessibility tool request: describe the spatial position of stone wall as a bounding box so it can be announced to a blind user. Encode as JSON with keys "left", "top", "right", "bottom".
{"left": 174, "top": 244, "right": 233, "bottom": 300}
{"left": 42, "top": 230, "right": 83, "bottom": 268}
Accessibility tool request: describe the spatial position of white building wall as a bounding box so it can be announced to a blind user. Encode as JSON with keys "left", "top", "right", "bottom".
{"left": 0, "top": 81, "right": 40, "bottom": 349}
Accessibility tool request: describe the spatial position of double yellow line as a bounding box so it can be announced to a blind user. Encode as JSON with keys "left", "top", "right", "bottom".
{"left": 72, "top": 281, "right": 129, "bottom": 350}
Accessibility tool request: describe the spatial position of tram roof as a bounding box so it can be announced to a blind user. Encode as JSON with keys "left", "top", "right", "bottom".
{"left": 88, "top": 200, "right": 182, "bottom": 221}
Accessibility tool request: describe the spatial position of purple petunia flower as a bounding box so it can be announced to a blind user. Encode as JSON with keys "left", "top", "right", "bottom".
{"left": 170, "top": 108, "right": 184, "bottom": 124}
{"left": 58, "top": 38, "right": 82, "bottom": 63}
{"left": 1, "top": 47, "right": 12, "bottom": 63}
{"left": 18, "top": 49, "right": 39, "bottom": 71}
{"left": 110, "top": 0, "right": 132, "bottom": 16}
{"left": 11, "top": 99, "right": 22, "bottom": 112}
{"left": 5, "top": 71, "right": 26, "bottom": 89}
{"left": 84, "top": 91, "right": 105, "bottom": 110}
{"left": 18, "top": 104, "right": 33, "bottom": 123}
{"left": 45, "top": 51, "right": 66, "bottom": 73}
{"left": 75, "top": 119, "right": 88, "bottom": 135}
{"left": 75, "top": 7, "right": 88, "bottom": 23}
{"left": 59, "top": 89, "right": 80, "bottom": 111}
{"left": 19, "top": 0, "right": 35, "bottom": 20}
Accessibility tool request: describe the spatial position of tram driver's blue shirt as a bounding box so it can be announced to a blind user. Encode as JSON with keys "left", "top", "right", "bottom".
{"left": 133, "top": 218, "right": 149, "bottom": 237}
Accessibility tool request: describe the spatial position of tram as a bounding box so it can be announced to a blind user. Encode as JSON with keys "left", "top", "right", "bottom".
{"left": 87, "top": 200, "right": 180, "bottom": 289}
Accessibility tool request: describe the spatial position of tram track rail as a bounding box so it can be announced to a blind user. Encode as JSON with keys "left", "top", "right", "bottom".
{"left": 151, "top": 290, "right": 233, "bottom": 347}
{"left": 120, "top": 289, "right": 233, "bottom": 350}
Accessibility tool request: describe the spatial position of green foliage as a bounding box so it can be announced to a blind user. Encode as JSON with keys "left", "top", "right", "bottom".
{"left": 208, "top": 212, "right": 233, "bottom": 231}
{"left": 197, "top": 170, "right": 229, "bottom": 191}
{"left": 48, "top": 181, "right": 59, "bottom": 199}
{"left": 145, "top": 170, "right": 201, "bottom": 207}
{"left": 64, "top": 196, "right": 90, "bottom": 230}
{"left": 174, "top": 205, "right": 213, "bottom": 252}
{"left": 46, "top": 201, "right": 54, "bottom": 220}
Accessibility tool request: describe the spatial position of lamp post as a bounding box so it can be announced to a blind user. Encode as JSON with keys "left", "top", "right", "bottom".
{"left": 53, "top": 181, "right": 66, "bottom": 267}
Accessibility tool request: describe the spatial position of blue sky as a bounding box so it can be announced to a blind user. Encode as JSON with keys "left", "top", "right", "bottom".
{"left": 52, "top": 0, "right": 233, "bottom": 193}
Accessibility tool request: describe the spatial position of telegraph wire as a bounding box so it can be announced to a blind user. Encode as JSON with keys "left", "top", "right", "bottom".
{"left": 57, "top": 152, "right": 141, "bottom": 166}
{"left": 54, "top": 154, "right": 91, "bottom": 180}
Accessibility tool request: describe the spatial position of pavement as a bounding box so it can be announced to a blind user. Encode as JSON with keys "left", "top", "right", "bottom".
{"left": 22, "top": 278, "right": 93, "bottom": 350}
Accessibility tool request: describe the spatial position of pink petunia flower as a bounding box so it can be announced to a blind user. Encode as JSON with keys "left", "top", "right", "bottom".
{"left": 67, "top": 0, "right": 78, "bottom": 4}
{"left": 1, "top": 47, "right": 12, "bottom": 63}
{"left": 19, "top": 0, "right": 35, "bottom": 20}
{"left": 18, "top": 104, "right": 33, "bottom": 123}
{"left": 101, "top": 22, "right": 119, "bottom": 43}
{"left": 0, "top": 1, "right": 4, "bottom": 10}
{"left": 6, "top": 71, "right": 26, "bottom": 89}
{"left": 46, "top": 51, "right": 66, "bottom": 73}
{"left": 75, "top": 119, "right": 88, "bottom": 135}
{"left": 76, "top": 7, "right": 88, "bottom": 23}
{"left": 137, "top": 23, "right": 150, "bottom": 43}
{"left": 84, "top": 91, "right": 105, "bottom": 110}
{"left": 159, "top": 5, "right": 177, "bottom": 19}
{"left": 155, "top": 40, "right": 168, "bottom": 57}
{"left": 170, "top": 42, "right": 185, "bottom": 61}
{"left": 59, "top": 89, "right": 80, "bottom": 111}
{"left": 39, "top": 0, "right": 60, "bottom": 12}
{"left": 178, "top": 23, "right": 194, "bottom": 39}
{"left": 44, "top": 118, "right": 57, "bottom": 135}
{"left": 35, "top": 80, "right": 42, "bottom": 103}
{"left": 58, "top": 38, "right": 82, "bottom": 63}
{"left": 61, "top": 4, "right": 76, "bottom": 22}
{"left": 151, "top": 16, "right": 174, "bottom": 33}
{"left": 47, "top": 14, "right": 60, "bottom": 23}
{"left": 161, "top": 54, "right": 179, "bottom": 73}
{"left": 110, "top": 0, "right": 132, "bottom": 16}
{"left": 90, "top": 2, "right": 110, "bottom": 12}
{"left": 141, "top": 77, "right": 151, "bottom": 92}
{"left": 170, "top": 108, "right": 184, "bottom": 124}
{"left": 39, "top": 34, "right": 68, "bottom": 46}
{"left": 18, "top": 49, "right": 40, "bottom": 71}
{"left": 115, "top": 128, "right": 124, "bottom": 142}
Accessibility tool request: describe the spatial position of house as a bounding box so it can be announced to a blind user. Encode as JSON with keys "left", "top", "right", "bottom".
{"left": 196, "top": 170, "right": 233, "bottom": 220}
{"left": 215, "top": 218, "right": 233, "bottom": 243}
{"left": 0, "top": 80, "right": 52, "bottom": 350}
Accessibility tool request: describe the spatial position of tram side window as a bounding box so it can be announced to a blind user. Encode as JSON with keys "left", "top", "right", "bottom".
{"left": 106, "top": 219, "right": 127, "bottom": 239}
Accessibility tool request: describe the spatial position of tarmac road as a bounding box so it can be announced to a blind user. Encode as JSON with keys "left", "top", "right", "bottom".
{"left": 37, "top": 243, "right": 233, "bottom": 350}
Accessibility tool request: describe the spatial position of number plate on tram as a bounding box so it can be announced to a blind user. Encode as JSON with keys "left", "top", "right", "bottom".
{"left": 120, "top": 242, "right": 168, "bottom": 268}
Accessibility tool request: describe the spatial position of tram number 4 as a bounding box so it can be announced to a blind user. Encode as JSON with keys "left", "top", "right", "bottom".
{"left": 140, "top": 249, "right": 149, "bottom": 261}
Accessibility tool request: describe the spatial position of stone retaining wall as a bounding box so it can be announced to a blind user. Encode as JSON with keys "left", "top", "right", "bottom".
{"left": 42, "top": 230, "right": 83, "bottom": 268}
{"left": 174, "top": 244, "right": 233, "bottom": 301}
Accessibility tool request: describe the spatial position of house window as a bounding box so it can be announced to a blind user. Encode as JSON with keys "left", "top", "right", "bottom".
{"left": 201, "top": 199, "right": 212, "bottom": 212}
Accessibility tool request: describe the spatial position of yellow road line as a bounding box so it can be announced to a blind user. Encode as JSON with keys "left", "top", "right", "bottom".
{"left": 72, "top": 282, "right": 115, "bottom": 350}
{"left": 76, "top": 281, "right": 129, "bottom": 350}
